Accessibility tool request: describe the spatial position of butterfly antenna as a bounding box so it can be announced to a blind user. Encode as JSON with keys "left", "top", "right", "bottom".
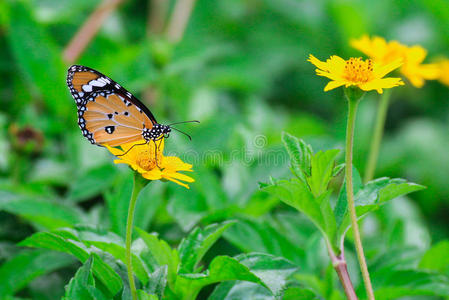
{"left": 171, "top": 126, "right": 192, "bottom": 140}
{"left": 167, "top": 120, "right": 200, "bottom": 126}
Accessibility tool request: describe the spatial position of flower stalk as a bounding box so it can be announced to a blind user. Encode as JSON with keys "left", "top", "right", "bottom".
{"left": 364, "top": 90, "right": 391, "bottom": 183}
{"left": 344, "top": 88, "right": 375, "bottom": 300}
{"left": 125, "top": 172, "right": 147, "bottom": 300}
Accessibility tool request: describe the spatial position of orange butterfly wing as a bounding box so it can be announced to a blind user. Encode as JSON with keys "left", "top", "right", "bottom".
{"left": 66, "top": 65, "right": 157, "bottom": 147}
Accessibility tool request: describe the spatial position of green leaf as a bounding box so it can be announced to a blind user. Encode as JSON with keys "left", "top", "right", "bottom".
{"left": 334, "top": 166, "right": 363, "bottom": 229}
{"left": 64, "top": 256, "right": 108, "bottom": 300}
{"left": 0, "top": 250, "right": 74, "bottom": 296}
{"left": 356, "top": 178, "right": 425, "bottom": 206}
{"left": 235, "top": 253, "right": 298, "bottom": 298}
{"left": 337, "top": 177, "right": 425, "bottom": 242}
{"left": 306, "top": 149, "right": 339, "bottom": 198}
{"left": 332, "top": 163, "right": 345, "bottom": 177}
{"left": 176, "top": 256, "right": 264, "bottom": 298}
{"left": 223, "top": 217, "right": 306, "bottom": 266}
{"left": 209, "top": 281, "right": 273, "bottom": 300}
{"left": 178, "top": 221, "right": 236, "bottom": 274}
{"left": 262, "top": 179, "right": 327, "bottom": 237}
{"left": 370, "top": 247, "right": 423, "bottom": 274}
{"left": 0, "top": 191, "right": 84, "bottom": 229}
{"left": 317, "top": 191, "right": 337, "bottom": 249}
{"left": 135, "top": 228, "right": 179, "bottom": 287}
{"left": 19, "top": 230, "right": 122, "bottom": 296}
{"left": 281, "top": 132, "right": 312, "bottom": 182}
{"left": 372, "top": 269, "right": 449, "bottom": 298}
{"left": 137, "top": 290, "right": 158, "bottom": 300}
{"left": 419, "top": 240, "right": 449, "bottom": 273}
{"left": 176, "top": 253, "right": 297, "bottom": 299}
{"left": 86, "top": 241, "right": 149, "bottom": 286}
{"left": 68, "top": 164, "right": 118, "bottom": 203}
{"left": 145, "top": 266, "right": 168, "bottom": 299}
{"left": 283, "top": 287, "right": 323, "bottom": 300}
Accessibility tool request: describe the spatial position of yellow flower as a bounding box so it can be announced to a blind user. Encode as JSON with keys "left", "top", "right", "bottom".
{"left": 351, "top": 35, "right": 439, "bottom": 88}
{"left": 308, "top": 54, "right": 404, "bottom": 94}
{"left": 437, "top": 59, "right": 449, "bottom": 87}
{"left": 105, "top": 139, "right": 194, "bottom": 189}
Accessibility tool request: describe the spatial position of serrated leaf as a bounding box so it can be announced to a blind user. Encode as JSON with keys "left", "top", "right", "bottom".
{"left": 176, "top": 256, "right": 265, "bottom": 298}
{"left": 176, "top": 253, "right": 297, "bottom": 299}
{"left": 135, "top": 228, "right": 179, "bottom": 287}
{"left": 332, "top": 163, "right": 345, "bottom": 177}
{"left": 235, "top": 253, "right": 298, "bottom": 298}
{"left": 334, "top": 166, "right": 363, "bottom": 229}
{"left": 145, "top": 266, "right": 168, "bottom": 299}
{"left": 262, "top": 179, "right": 327, "bottom": 237}
{"left": 306, "top": 149, "right": 339, "bottom": 198}
{"left": 65, "top": 256, "right": 106, "bottom": 300}
{"left": 86, "top": 241, "right": 149, "bottom": 286}
{"left": 337, "top": 177, "right": 425, "bottom": 244}
{"left": 223, "top": 218, "right": 306, "bottom": 266}
{"left": 281, "top": 132, "right": 312, "bottom": 182}
{"left": 178, "top": 221, "right": 236, "bottom": 274}
{"left": 0, "top": 250, "right": 74, "bottom": 296}
{"left": 356, "top": 178, "right": 425, "bottom": 206}
{"left": 318, "top": 191, "right": 337, "bottom": 250}
{"left": 137, "top": 290, "right": 158, "bottom": 300}
{"left": 19, "top": 230, "right": 122, "bottom": 296}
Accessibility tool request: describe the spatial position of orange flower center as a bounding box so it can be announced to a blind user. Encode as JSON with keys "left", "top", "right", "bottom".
{"left": 135, "top": 148, "right": 161, "bottom": 171}
{"left": 343, "top": 58, "right": 374, "bottom": 83}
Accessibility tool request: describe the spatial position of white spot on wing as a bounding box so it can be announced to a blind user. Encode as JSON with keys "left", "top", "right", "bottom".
{"left": 82, "top": 84, "right": 93, "bottom": 92}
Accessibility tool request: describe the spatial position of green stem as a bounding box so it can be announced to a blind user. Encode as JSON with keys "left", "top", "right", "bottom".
{"left": 344, "top": 89, "right": 375, "bottom": 300}
{"left": 363, "top": 90, "right": 391, "bottom": 183}
{"left": 126, "top": 173, "right": 146, "bottom": 300}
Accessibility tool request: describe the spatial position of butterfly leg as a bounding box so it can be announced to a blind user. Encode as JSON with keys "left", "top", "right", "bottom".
{"left": 116, "top": 142, "right": 147, "bottom": 157}
{"left": 153, "top": 137, "right": 165, "bottom": 170}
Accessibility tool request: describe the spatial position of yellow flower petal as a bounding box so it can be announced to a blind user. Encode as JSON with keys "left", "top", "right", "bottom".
{"left": 162, "top": 156, "right": 193, "bottom": 172}
{"left": 359, "top": 77, "right": 404, "bottom": 93}
{"left": 104, "top": 144, "right": 124, "bottom": 156}
{"left": 163, "top": 171, "right": 195, "bottom": 183}
{"left": 165, "top": 177, "right": 190, "bottom": 189}
{"left": 104, "top": 138, "right": 193, "bottom": 188}
{"left": 437, "top": 59, "right": 449, "bottom": 87}
{"left": 308, "top": 54, "right": 403, "bottom": 94}
{"left": 142, "top": 168, "right": 163, "bottom": 180}
{"left": 324, "top": 80, "right": 346, "bottom": 91}
{"left": 373, "top": 59, "right": 403, "bottom": 78}
{"left": 351, "top": 35, "right": 438, "bottom": 88}
{"left": 308, "top": 54, "right": 329, "bottom": 71}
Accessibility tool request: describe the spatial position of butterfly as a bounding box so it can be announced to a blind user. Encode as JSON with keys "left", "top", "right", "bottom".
{"left": 66, "top": 65, "right": 196, "bottom": 151}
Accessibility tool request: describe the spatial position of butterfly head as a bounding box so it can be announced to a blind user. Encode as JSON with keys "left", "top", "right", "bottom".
{"left": 143, "top": 124, "right": 171, "bottom": 142}
{"left": 161, "top": 124, "right": 171, "bottom": 138}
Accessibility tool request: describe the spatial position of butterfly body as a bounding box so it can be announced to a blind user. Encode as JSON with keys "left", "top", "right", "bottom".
{"left": 66, "top": 65, "right": 171, "bottom": 147}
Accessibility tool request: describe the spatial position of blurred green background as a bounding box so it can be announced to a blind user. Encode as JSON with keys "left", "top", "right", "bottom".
{"left": 1, "top": 0, "right": 449, "bottom": 298}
